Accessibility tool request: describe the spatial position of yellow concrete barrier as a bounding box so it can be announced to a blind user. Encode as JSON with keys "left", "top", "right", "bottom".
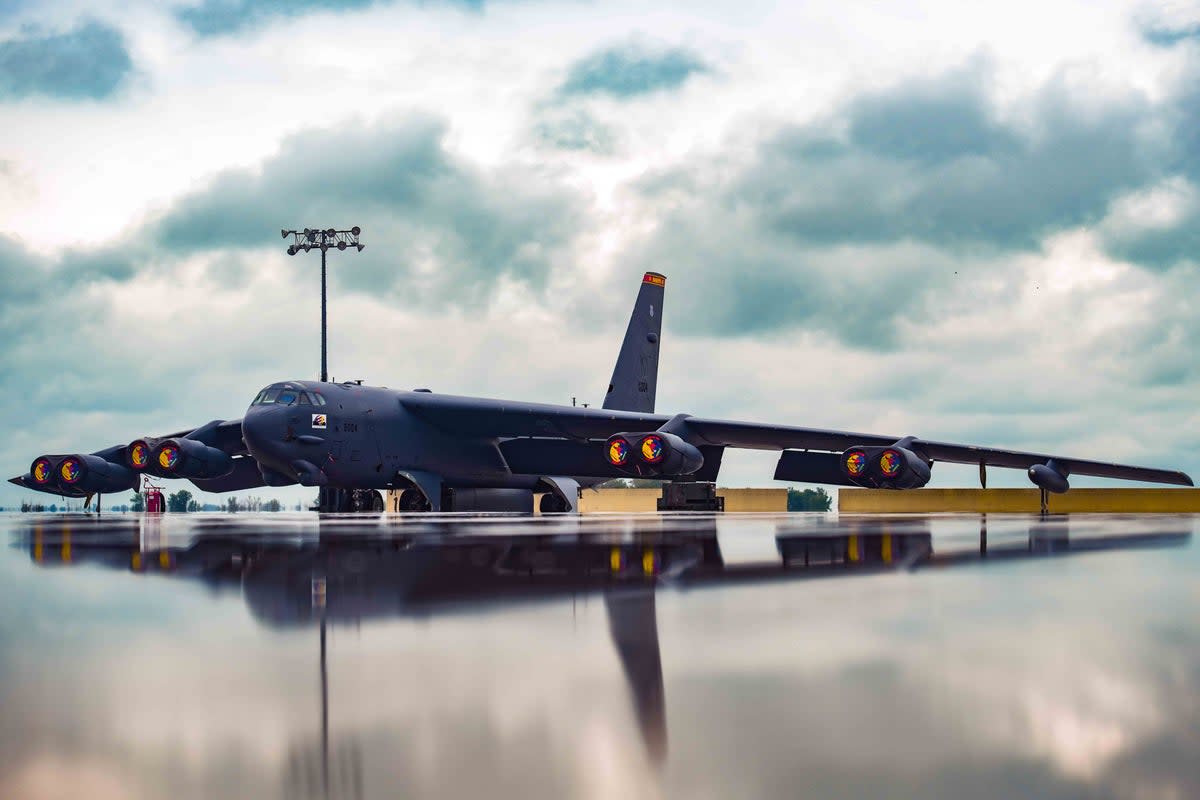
{"left": 839, "top": 488, "right": 1200, "bottom": 514}
{"left": 576, "top": 487, "right": 788, "bottom": 513}
{"left": 578, "top": 488, "right": 660, "bottom": 513}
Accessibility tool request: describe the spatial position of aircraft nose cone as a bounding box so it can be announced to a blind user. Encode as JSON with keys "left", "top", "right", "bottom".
{"left": 243, "top": 406, "right": 293, "bottom": 465}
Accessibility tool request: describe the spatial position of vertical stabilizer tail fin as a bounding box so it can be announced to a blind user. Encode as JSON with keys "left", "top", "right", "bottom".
{"left": 603, "top": 272, "right": 665, "bottom": 413}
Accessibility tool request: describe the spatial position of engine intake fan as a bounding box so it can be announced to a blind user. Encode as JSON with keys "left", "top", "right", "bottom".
{"left": 604, "top": 431, "right": 704, "bottom": 477}
{"left": 840, "top": 439, "right": 932, "bottom": 489}
{"left": 152, "top": 438, "right": 233, "bottom": 480}
{"left": 32, "top": 453, "right": 137, "bottom": 494}
{"left": 126, "top": 437, "right": 174, "bottom": 477}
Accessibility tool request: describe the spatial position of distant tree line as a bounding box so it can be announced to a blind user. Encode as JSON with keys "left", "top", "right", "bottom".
{"left": 787, "top": 487, "right": 832, "bottom": 511}
{"left": 16, "top": 493, "right": 299, "bottom": 513}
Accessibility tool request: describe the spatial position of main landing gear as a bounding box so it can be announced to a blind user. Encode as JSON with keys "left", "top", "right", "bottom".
{"left": 397, "top": 488, "right": 433, "bottom": 512}
{"left": 539, "top": 493, "right": 571, "bottom": 513}
{"left": 315, "top": 487, "right": 385, "bottom": 513}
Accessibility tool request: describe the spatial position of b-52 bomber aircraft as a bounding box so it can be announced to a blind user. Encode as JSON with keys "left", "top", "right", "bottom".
{"left": 10, "top": 272, "right": 1194, "bottom": 512}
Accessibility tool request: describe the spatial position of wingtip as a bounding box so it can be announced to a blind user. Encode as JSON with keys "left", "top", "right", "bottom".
{"left": 8, "top": 476, "right": 25, "bottom": 487}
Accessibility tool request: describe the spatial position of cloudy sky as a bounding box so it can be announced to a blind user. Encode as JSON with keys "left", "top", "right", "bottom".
{"left": 3, "top": 0, "right": 1200, "bottom": 505}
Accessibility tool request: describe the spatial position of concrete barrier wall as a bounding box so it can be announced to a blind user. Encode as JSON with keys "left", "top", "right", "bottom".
{"left": 578, "top": 488, "right": 660, "bottom": 513}
{"left": 839, "top": 488, "right": 1200, "bottom": 514}
{"left": 577, "top": 487, "right": 788, "bottom": 513}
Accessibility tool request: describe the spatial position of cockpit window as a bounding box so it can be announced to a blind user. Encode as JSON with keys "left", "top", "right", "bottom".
{"left": 253, "top": 388, "right": 281, "bottom": 405}
{"left": 253, "top": 383, "right": 313, "bottom": 406}
{"left": 311, "top": 392, "right": 327, "bottom": 406}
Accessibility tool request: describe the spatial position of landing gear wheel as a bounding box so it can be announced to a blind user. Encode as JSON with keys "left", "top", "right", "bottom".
{"left": 398, "top": 488, "right": 432, "bottom": 512}
{"left": 539, "top": 493, "right": 570, "bottom": 513}
{"left": 349, "top": 489, "right": 384, "bottom": 513}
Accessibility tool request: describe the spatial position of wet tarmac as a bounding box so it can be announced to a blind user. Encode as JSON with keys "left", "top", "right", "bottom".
{"left": 0, "top": 511, "right": 1197, "bottom": 799}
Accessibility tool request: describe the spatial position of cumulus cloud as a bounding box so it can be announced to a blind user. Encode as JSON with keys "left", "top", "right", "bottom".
{"left": 175, "top": 0, "right": 380, "bottom": 36}
{"left": 154, "top": 115, "right": 587, "bottom": 305}
{"left": 1142, "top": 23, "right": 1200, "bottom": 47}
{"left": 557, "top": 43, "right": 710, "bottom": 99}
{"left": 614, "top": 59, "right": 1199, "bottom": 349}
{"left": 173, "top": 0, "right": 490, "bottom": 36}
{"left": 0, "top": 20, "right": 132, "bottom": 101}
{"left": 1139, "top": 5, "right": 1200, "bottom": 49}
{"left": 533, "top": 109, "right": 620, "bottom": 154}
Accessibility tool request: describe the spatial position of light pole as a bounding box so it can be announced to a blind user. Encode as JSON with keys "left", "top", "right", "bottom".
{"left": 282, "top": 227, "right": 364, "bottom": 383}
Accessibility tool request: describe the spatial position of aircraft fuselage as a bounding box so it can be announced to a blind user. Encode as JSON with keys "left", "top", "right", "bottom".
{"left": 243, "top": 380, "right": 544, "bottom": 492}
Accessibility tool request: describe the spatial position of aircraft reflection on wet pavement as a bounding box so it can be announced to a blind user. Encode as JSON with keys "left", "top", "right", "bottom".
{"left": 13, "top": 513, "right": 1192, "bottom": 786}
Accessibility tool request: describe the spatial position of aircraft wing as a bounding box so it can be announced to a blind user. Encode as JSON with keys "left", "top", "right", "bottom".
{"left": 681, "top": 419, "right": 1194, "bottom": 486}
{"left": 402, "top": 393, "right": 671, "bottom": 440}
{"left": 403, "top": 393, "right": 1192, "bottom": 487}
{"left": 8, "top": 419, "right": 263, "bottom": 497}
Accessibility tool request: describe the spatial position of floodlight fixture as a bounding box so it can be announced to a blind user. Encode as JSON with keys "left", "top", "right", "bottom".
{"left": 280, "top": 226, "right": 365, "bottom": 383}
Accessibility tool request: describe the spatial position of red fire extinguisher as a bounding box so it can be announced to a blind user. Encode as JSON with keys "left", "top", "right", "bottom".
{"left": 144, "top": 476, "right": 164, "bottom": 514}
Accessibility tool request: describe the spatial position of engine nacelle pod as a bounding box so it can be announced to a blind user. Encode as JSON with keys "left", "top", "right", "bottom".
{"left": 127, "top": 437, "right": 185, "bottom": 478}
{"left": 841, "top": 445, "right": 932, "bottom": 489}
{"left": 126, "top": 438, "right": 158, "bottom": 471}
{"left": 48, "top": 454, "right": 137, "bottom": 494}
{"left": 28, "top": 455, "right": 60, "bottom": 489}
{"left": 1028, "top": 462, "right": 1070, "bottom": 494}
{"left": 605, "top": 431, "right": 704, "bottom": 477}
{"left": 153, "top": 438, "right": 233, "bottom": 480}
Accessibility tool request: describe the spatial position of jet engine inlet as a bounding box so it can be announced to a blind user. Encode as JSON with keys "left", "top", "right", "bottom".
{"left": 127, "top": 440, "right": 153, "bottom": 470}
{"left": 604, "top": 432, "right": 703, "bottom": 477}
{"left": 41, "top": 453, "right": 137, "bottom": 494}
{"left": 839, "top": 444, "right": 932, "bottom": 489}
{"left": 152, "top": 438, "right": 233, "bottom": 480}
{"left": 30, "top": 456, "right": 54, "bottom": 486}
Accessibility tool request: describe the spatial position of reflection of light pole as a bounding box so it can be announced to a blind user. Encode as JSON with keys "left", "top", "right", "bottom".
{"left": 320, "top": 616, "right": 329, "bottom": 800}
{"left": 282, "top": 227, "right": 364, "bottom": 383}
{"left": 312, "top": 574, "right": 330, "bottom": 799}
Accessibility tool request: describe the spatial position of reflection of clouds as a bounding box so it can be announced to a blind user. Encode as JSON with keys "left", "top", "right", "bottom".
{"left": 0, "top": 598, "right": 662, "bottom": 798}
{"left": 1, "top": 521, "right": 1197, "bottom": 799}
{"left": 574, "top": 716, "right": 663, "bottom": 800}
{"left": 2, "top": 755, "right": 139, "bottom": 800}
{"left": 653, "top": 547, "right": 1199, "bottom": 799}
{"left": 930, "top": 635, "right": 1162, "bottom": 780}
{"left": 1022, "top": 686, "right": 1133, "bottom": 779}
